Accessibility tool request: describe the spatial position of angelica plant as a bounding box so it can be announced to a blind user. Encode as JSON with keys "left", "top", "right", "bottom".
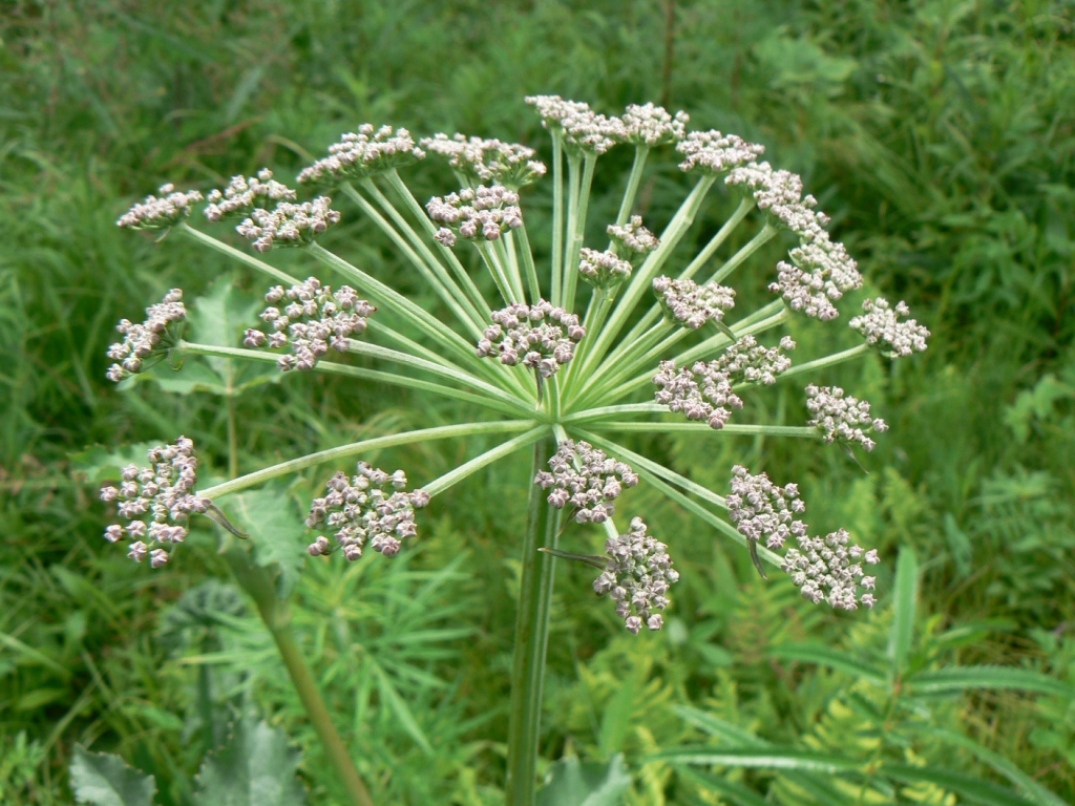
{"left": 103, "top": 96, "right": 928, "bottom": 805}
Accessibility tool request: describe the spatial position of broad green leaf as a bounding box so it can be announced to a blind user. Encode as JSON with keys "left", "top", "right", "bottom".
{"left": 883, "top": 762, "right": 1041, "bottom": 806}
{"left": 536, "top": 754, "right": 631, "bottom": 806}
{"left": 188, "top": 277, "right": 262, "bottom": 380}
{"left": 226, "top": 486, "right": 306, "bottom": 598}
{"left": 766, "top": 643, "right": 886, "bottom": 685}
{"left": 907, "top": 666, "right": 1075, "bottom": 699}
{"left": 888, "top": 546, "right": 917, "bottom": 676}
{"left": 193, "top": 718, "right": 306, "bottom": 805}
{"left": 70, "top": 746, "right": 155, "bottom": 806}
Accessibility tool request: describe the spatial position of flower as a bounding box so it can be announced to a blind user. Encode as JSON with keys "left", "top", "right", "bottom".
{"left": 593, "top": 517, "right": 679, "bottom": 633}
{"left": 106, "top": 289, "right": 186, "bottom": 382}
{"left": 534, "top": 440, "right": 638, "bottom": 524}
{"left": 426, "top": 185, "right": 523, "bottom": 246}
{"left": 849, "top": 297, "right": 930, "bottom": 357}
{"left": 727, "top": 465, "right": 808, "bottom": 550}
{"left": 100, "top": 437, "right": 211, "bottom": 567}
{"left": 805, "top": 384, "right": 888, "bottom": 451}
{"left": 421, "top": 133, "right": 546, "bottom": 188}
{"left": 244, "top": 277, "right": 376, "bottom": 371}
{"left": 524, "top": 95, "right": 625, "bottom": 155}
{"left": 578, "top": 248, "right": 633, "bottom": 289}
{"left": 606, "top": 215, "right": 659, "bottom": 256}
{"left": 653, "top": 276, "right": 736, "bottom": 329}
{"left": 676, "top": 130, "right": 765, "bottom": 175}
{"left": 305, "top": 462, "right": 429, "bottom": 560}
{"left": 782, "top": 530, "right": 880, "bottom": 610}
{"left": 204, "top": 169, "right": 297, "bottom": 222}
{"left": 235, "top": 197, "right": 341, "bottom": 252}
{"left": 298, "top": 124, "right": 425, "bottom": 183}
{"left": 117, "top": 183, "right": 204, "bottom": 230}
{"left": 476, "top": 300, "right": 585, "bottom": 379}
{"left": 621, "top": 102, "right": 689, "bottom": 147}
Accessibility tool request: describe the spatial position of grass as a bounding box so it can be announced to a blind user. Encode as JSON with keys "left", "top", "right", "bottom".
{"left": 2, "top": 0, "right": 1074, "bottom": 802}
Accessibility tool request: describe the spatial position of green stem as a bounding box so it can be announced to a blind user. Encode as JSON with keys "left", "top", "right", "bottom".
{"left": 222, "top": 549, "right": 374, "bottom": 806}
{"left": 562, "top": 153, "right": 598, "bottom": 313}
{"left": 506, "top": 435, "right": 561, "bottom": 806}
{"left": 550, "top": 134, "right": 565, "bottom": 306}
{"left": 199, "top": 420, "right": 536, "bottom": 499}
{"left": 780, "top": 344, "right": 870, "bottom": 378}
{"left": 513, "top": 223, "right": 543, "bottom": 304}
{"left": 177, "top": 222, "right": 300, "bottom": 286}
{"left": 709, "top": 222, "right": 778, "bottom": 285}
{"left": 612, "top": 146, "right": 650, "bottom": 229}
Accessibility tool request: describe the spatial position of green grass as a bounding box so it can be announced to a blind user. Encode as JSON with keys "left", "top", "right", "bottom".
{"left": 2, "top": 0, "right": 1074, "bottom": 802}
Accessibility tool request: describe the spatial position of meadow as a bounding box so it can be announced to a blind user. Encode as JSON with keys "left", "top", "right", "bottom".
{"left": 2, "top": 1, "right": 1074, "bottom": 803}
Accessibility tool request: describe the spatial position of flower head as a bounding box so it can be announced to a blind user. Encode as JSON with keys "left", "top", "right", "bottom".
{"left": 306, "top": 462, "right": 429, "bottom": 560}
{"left": 606, "top": 215, "right": 659, "bottom": 257}
{"left": 621, "top": 103, "right": 689, "bottom": 147}
{"left": 204, "top": 169, "right": 297, "bottom": 222}
{"left": 243, "top": 278, "right": 375, "bottom": 371}
{"left": 849, "top": 298, "right": 930, "bottom": 357}
{"left": 476, "top": 300, "right": 585, "bottom": 379}
{"left": 653, "top": 276, "right": 736, "bottom": 329}
{"left": 534, "top": 440, "right": 638, "bottom": 524}
{"left": 782, "top": 530, "right": 879, "bottom": 610}
{"left": 106, "top": 289, "right": 187, "bottom": 382}
{"left": 727, "top": 465, "right": 807, "bottom": 550}
{"left": 676, "top": 130, "right": 765, "bottom": 175}
{"left": 298, "top": 125, "right": 425, "bottom": 183}
{"left": 426, "top": 185, "right": 523, "bottom": 247}
{"left": 235, "top": 197, "right": 341, "bottom": 252}
{"left": 593, "top": 518, "right": 679, "bottom": 633}
{"left": 117, "top": 183, "right": 204, "bottom": 230}
{"left": 524, "top": 95, "right": 625, "bottom": 155}
{"left": 421, "top": 133, "right": 546, "bottom": 188}
{"left": 806, "top": 385, "right": 887, "bottom": 451}
{"left": 99, "top": 437, "right": 211, "bottom": 567}
{"left": 578, "top": 247, "right": 633, "bottom": 289}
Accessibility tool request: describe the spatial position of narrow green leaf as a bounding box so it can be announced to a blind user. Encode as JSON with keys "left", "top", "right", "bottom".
{"left": 69, "top": 746, "right": 155, "bottom": 806}
{"left": 767, "top": 643, "right": 887, "bottom": 685}
{"left": 652, "top": 746, "right": 860, "bottom": 774}
{"left": 373, "top": 663, "right": 434, "bottom": 756}
{"left": 883, "top": 762, "right": 1041, "bottom": 806}
{"left": 536, "top": 754, "right": 631, "bottom": 806}
{"left": 676, "top": 767, "right": 771, "bottom": 806}
{"left": 193, "top": 718, "right": 306, "bottom": 805}
{"left": 888, "top": 546, "right": 917, "bottom": 675}
{"left": 907, "top": 666, "right": 1075, "bottom": 699}
{"left": 598, "top": 658, "right": 648, "bottom": 759}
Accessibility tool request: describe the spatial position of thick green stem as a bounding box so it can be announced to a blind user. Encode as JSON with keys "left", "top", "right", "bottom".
{"left": 223, "top": 549, "right": 374, "bottom": 806}
{"left": 506, "top": 436, "right": 560, "bottom": 806}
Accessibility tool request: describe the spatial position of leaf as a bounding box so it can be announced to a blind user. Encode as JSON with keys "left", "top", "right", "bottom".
{"left": 69, "top": 746, "right": 156, "bottom": 806}
{"left": 766, "top": 643, "right": 887, "bottom": 685}
{"left": 906, "top": 666, "right": 1075, "bottom": 699}
{"left": 652, "top": 746, "right": 861, "bottom": 774}
{"left": 188, "top": 277, "right": 261, "bottom": 380}
{"left": 226, "top": 486, "right": 306, "bottom": 598}
{"left": 536, "top": 754, "right": 631, "bottom": 806}
{"left": 882, "top": 762, "right": 1042, "bottom": 806}
{"left": 675, "top": 766, "right": 772, "bottom": 806}
{"left": 373, "top": 662, "right": 434, "bottom": 756}
{"left": 888, "top": 546, "right": 917, "bottom": 676}
{"left": 193, "top": 718, "right": 306, "bottom": 806}
{"left": 598, "top": 657, "right": 649, "bottom": 759}
{"left": 70, "top": 443, "right": 160, "bottom": 484}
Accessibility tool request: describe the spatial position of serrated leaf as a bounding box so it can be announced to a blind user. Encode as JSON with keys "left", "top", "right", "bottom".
{"left": 888, "top": 546, "right": 917, "bottom": 675}
{"left": 767, "top": 643, "right": 886, "bottom": 685}
{"left": 536, "top": 754, "right": 631, "bottom": 806}
{"left": 69, "top": 746, "right": 156, "bottom": 806}
{"left": 226, "top": 487, "right": 306, "bottom": 598}
{"left": 193, "top": 719, "right": 305, "bottom": 806}
{"left": 907, "top": 666, "right": 1075, "bottom": 699}
{"left": 188, "top": 277, "right": 262, "bottom": 379}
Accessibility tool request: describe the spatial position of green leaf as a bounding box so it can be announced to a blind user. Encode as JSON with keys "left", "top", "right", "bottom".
{"left": 598, "top": 657, "right": 649, "bottom": 759}
{"left": 536, "top": 754, "right": 631, "bottom": 806}
{"left": 652, "top": 746, "right": 861, "bottom": 774}
{"left": 906, "top": 666, "right": 1075, "bottom": 699}
{"left": 766, "top": 642, "right": 887, "bottom": 685}
{"left": 675, "top": 766, "right": 772, "bottom": 806}
{"left": 188, "top": 277, "right": 261, "bottom": 379}
{"left": 69, "top": 746, "right": 155, "bottom": 806}
{"left": 882, "top": 762, "right": 1041, "bottom": 806}
{"left": 70, "top": 443, "right": 161, "bottom": 484}
{"left": 226, "top": 486, "right": 306, "bottom": 598}
{"left": 193, "top": 718, "right": 306, "bottom": 805}
{"left": 888, "top": 546, "right": 917, "bottom": 676}
{"left": 373, "top": 662, "right": 434, "bottom": 756}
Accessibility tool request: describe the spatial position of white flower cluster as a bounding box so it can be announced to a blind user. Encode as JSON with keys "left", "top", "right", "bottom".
{"left": 426, "top": 185, "right": 523, "bottom": 247}
{"left": 578, "top": 247, "right": 633, "bottom": 289}
{"left": 727, "top": 465, "right": 807, "bottom": 550}
{"left": 849, "top": 297, "right": 930, "bottom": 357}
{"left": 235, "top": 197, "right": 341, "bottom": 252}
{"left": 653, "top": 336, "right": 794, "bottom": 429}
{"left": 653, "top": 276, "right": 736, "bottom": 329}
{"left": 243, "top": 277, "right": 375, "bottom": 372}
{"left": 676, "top": 130, "right": 766, "bottom": 175}
{"left": 306, "top": 462, "right": 430, "bottom": 561}
{"left": 728, "top": 467, "right": 878, "bottom": 609}
{"left": 106, "top": 289, "right": 186, "bottom": 382}
{"left": 477, "top": 300, "right": 586, "bottom": 379}
{"left": 524, "top": 95, "right": 626, "bottom": 155}
{"left": 593, "top": 518, "right": 680, "bottom": 633}
{"left": 421, "top": 133, "right": 547, "bottom": 188}
{"left": 534, "top": 439, "right": 639, "bottom": 524}
{"left": 621, "top": 102, "right": 689, "bottom": 146}
{"left": 100, "top": 437, "right": 211, "bottom": 568}
{"left": 606, "top": 215, "right": 659, "bottom": 255}
{"left": 805, "top": 384, "right": 888, "bottom": 451}
{"left": 204, "top": 169, "right": 296, "bottom": 222}
{"left": 297, "top": 124, "right": 426, "bottom": 183}
{"left": 117, "top": 183, "right": 204, "bottom": 230}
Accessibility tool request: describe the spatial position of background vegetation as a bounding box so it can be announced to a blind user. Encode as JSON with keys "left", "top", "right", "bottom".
{"left": 2, "top": 0, "right": 1073, "bottom": 802}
